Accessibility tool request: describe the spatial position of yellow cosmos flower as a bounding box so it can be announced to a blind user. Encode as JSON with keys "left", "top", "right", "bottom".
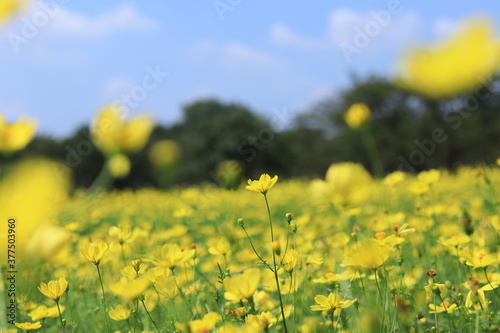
{"left": 107, "top": 153, "right": 131, "bottom": 179}
{"left": 28, "top": 304, "right": 65, "bottom": 321}
{"left": 282, "top": 249, "right": 299, "bottom": 272}
{"left": 462, "top": 278, "right": 499, "bottom": 309}
{"left": 428, "top": 301, "right": 459, "bottom": 314}
{"left": 81, "top": 241, "right": 108, "bottom": 265}
{"left": 397, "top": 19, "right": 500, "bottom": 99}
{"left": 310, "top": 292, "right": 356, "bottom": 313}
{"left": 246, "top": 174, "right": 278, "bottom": 194}
{"left": 184, "top": 312, "right": 222, "bottom": 333}
{"left": 0, "top": 114, "right": 37, "bottom": 154}
{"left": 460, "top": 247, "right": 498, "bottom": 269}
{"left": 0, "top": 0, "right": 24, "bottom": 25}
{"left": 344, "top": 103, "right": 371, "bottom": 129}
{"left": 108, "top": 304, "right": 131, "bottom": 321}
{"left": 153, "top": 243, "right": 195, "bottom": 270}
{"left": 154, "top": 276, "right": 179, "bottom": 298}
{"left": 342, "top": 239, "right": 391, "bottom": 269}
{"left": 149, "top": 139, "right": 181, "bottom": 167}
{"left": 224, "top": 267, "right": 261, "bottom": 302}
{"left": 38, "top": 277, "right": 68, "bottom": 301}
{"left": 417, "top": 169, "right": 441, "bottom": 185}
{"left": 245, "top": 311, "right": 276, "bottom": 330}
{"left": 14, "top": 321, "right": 42, "bottom": 331}
{"left": 110, "top": 276, "right": 151, "bottom": 300}
{"left": 91, "top": 104, "right": 154, "bottom": 155}
{"left": 312, "top": 162, "right": 372, "bottom": 207}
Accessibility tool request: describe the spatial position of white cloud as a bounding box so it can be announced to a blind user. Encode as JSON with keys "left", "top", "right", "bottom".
{"left": 49, "top": 4, "right": 158, "bottom": 38}
{"left": 269, "top": 24, "right": 324, "bottom": 51}
{"left": 328, "top": 8, "right": 420, "bottom": 49}
{"left": 433, "top": 18, "right": 458, "bottom": 37}
{"left": 189, "top": 41, "right": 289, "bottom": 72}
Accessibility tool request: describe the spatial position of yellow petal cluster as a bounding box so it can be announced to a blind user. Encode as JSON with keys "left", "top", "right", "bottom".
{"left": 0, "top": 114, "right": 37, "bottom": 153}
{"left": 246, "top": 174, "right": 278, "bottom": 194}
{"left": 91, "top": 104, "right": 153, "bottom": 155}
{"left": 38, "top": 277, "right": 68, "bottom": 301}
{"left": 397, "top": 19, "right": 500, "bottom": 98}
{"left": 224, "top": 267, "right": 261, "bottom": 302}
{"left": 81, "top": 241, "right": 108, "bottom": 265}
{"left": 344, "top": 103, "right": 371, "bottom": 129}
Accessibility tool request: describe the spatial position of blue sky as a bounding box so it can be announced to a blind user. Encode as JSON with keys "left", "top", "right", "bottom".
{"left": 1, "top": 0, "right": 500, "bottom": 137}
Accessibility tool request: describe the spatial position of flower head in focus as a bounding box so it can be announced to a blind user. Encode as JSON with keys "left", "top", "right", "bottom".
{"left": 246, "top": 174, "right": 278, "bottom": 194}
{"left": 81, "top": 241, "right": 108, "bottom": 265}
{"left": 38, "top": 277, "right": 68, "bottom": 301}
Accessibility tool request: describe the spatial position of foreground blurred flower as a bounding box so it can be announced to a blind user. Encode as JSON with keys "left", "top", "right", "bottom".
{"left": 246, "top": 174, "right": 278, "bottom": 194}
{"left": 38, "top": 277, "right": 68, "bottom": 301}
{"left": 81, "top": 241, "right": 108, "bottom": 265}
{"left": 224, "top": 267, "right": 261, "bottom": 302}
{"left": 0, "top": 114, "right": 37, "bottom": 154}
{"left": 310, "top": 292, "right": 356, "bottom": 314}
{"left": 397, "top": 19, "right": 500, "bottom": 98}
{"left": 91, "top": 103, "right": 154, "bottom": 155}
{"left": 0, "top": 0, "right": 24, "bottom": 25}
{"left": 344, "top": 103, "right": 371, "bottom": 129}
{"left": 0, "top": 159, "right": 69, "bottom": 261}
{"left": 177, "top": 312, "right": 222, "bottom": 333}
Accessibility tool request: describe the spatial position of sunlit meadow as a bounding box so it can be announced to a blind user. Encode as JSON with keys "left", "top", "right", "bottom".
{"left": 2, "top": 2, "right": 500, "bottom": 333}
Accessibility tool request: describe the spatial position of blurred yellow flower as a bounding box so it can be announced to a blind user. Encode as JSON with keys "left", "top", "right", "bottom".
{"left": 108, "top": 304, "right": 131, "bottom": 321}
{"left": 460, "top": 247, "right": 498, "bottom": 269}
{"left": 91, "top": 104, "right": 153, "bottom": 155}
{"left": 28, "top": 304, "right": 65, "bottom": 321}
{"left": 81, "top": 241, "right": 108, "bottom": 265}
{"left": 397, "top": 19, "right": 500, "bottom": 98}
{"left": 186, "top": 312, "right": 222, "bottom": 333}
{"left": 153, "top": 243, "right": 195, "bottom": 269}
{"left": 14, "top": 321, "right": 42, "bottom": 331}
{"left": 149, "top": 139, "right": 181, "bottom": 167}
{"left": 344, "top": 103, "right": 371, "bottom": 129}
{"left": 246, "top": 174, "right": 278, "bottom": 194}
{"left": 383, "top": 171, "right": 406, "bottom": 187}
{"left": 154, "top": 276, "right": 179, "bottom": 298}
{"left": 224, "top": 267, "right": 261, "bottom": 302}
{"left": 342, "top": 239, "right": 391, "bottom": 269}
{"left": 312, "top": 162, "right": 372, "bottom": 207}
{"left": 245, "top": 311, "right": 276, "bottom": 330}
{"left": 107, "top": 153, "right": 131, "bottom": 178}
{"left": 38, "top": 277, "right": 68, "bottom": 301}
{"left": 0, "top": 114, "right": 37, "bottom": 154}
{"left": 417, "top": 169, "right": 440, "bottom": 185}
{"left": 310, "top": 292, "right": 356, "bottom": 313}
{"left": 282, "top": 249, "right": 299, "bottom": 272}
{"left": 110, "top": 276, "right": 150, "bottom": 300}
{"left": 0, "top": 159, "right": 69, "bottom": 261}
{"left": 0, "top": 0, "right": 24, "bottom": 25}
{"left": 462, "top": 278, "right": 498, "bottom": 309}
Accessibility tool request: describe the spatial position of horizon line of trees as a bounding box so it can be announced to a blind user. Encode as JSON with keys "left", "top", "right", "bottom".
{"left": 11, "top": 74, "right": 500, "bottom": 189}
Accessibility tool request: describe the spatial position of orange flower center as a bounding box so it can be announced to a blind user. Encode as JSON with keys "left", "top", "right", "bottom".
{"left": 478, "top": 253, "right": 487, "bottom": 262}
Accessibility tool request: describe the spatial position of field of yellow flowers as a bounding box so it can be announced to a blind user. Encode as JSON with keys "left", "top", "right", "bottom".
{"left": 2, "top": 161, "right": 500, "bottom": 333}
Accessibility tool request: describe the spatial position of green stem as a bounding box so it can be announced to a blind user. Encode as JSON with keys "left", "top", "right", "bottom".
{"left": 263, "top": 193, "right": 289, "bottom": 333}
{"left": 87, "top": 159, "right": 114, "bottom": 194}
{"left": 95, "top": 264, "right": 111, "bottom": 333}
{"left": 140, "top": 299, "right": 161, "bottom": 333}
{"left": 360, "top": 127, "right": 384, "bottom": 178}
{"left": 55, "top": 299, "right": 66, "bottom": 331}
{"left": 483, "top": 267, "right": 500, "bottom": 302}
